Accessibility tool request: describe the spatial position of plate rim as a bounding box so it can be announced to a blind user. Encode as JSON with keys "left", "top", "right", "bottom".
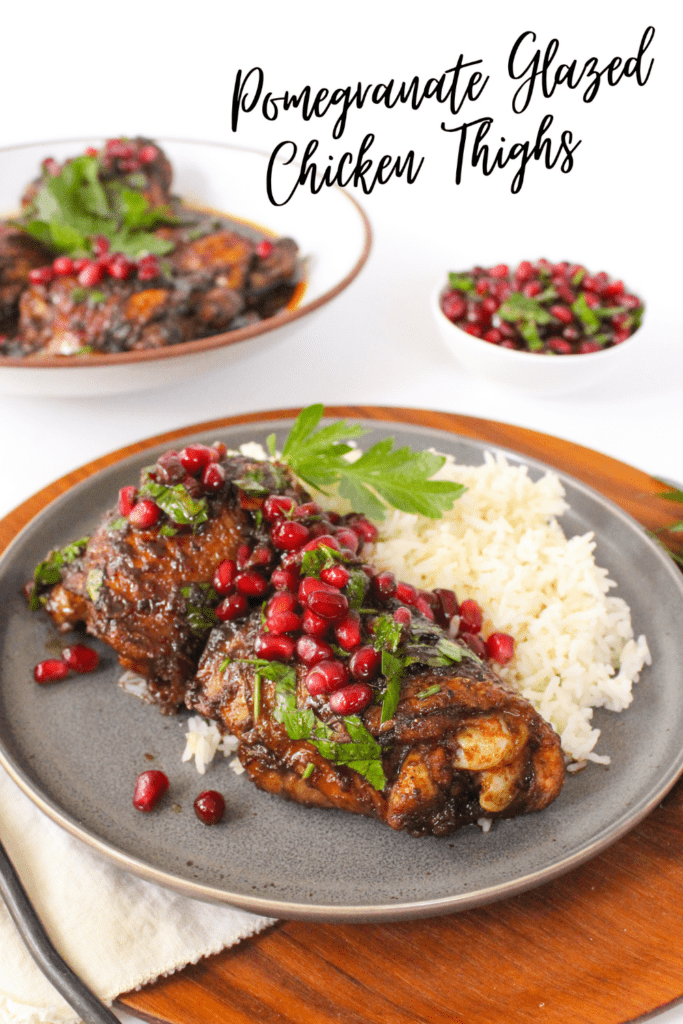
{"left": 1, "top": 406, "right": 682, "bottom": 922}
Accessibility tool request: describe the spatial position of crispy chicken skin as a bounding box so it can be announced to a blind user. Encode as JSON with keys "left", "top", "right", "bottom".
{"left": 188, "top": 608, "right": 564, "bottom": 837}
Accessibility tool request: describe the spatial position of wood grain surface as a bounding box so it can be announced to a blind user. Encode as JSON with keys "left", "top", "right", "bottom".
{"left": 2, "top": 406, "right": 681, "bottom": 1024}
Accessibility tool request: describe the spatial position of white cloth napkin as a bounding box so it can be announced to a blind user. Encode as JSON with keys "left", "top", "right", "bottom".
{"left": 0, "top": 768, "right": 275, "bottom": 1024}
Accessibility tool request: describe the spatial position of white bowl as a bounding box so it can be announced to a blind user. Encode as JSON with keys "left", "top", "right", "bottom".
{"left": 431, "top": 280, "right": 644, "bottom": 396}
{"left": 0, "top": 139, "right": 371, "bottom": 397}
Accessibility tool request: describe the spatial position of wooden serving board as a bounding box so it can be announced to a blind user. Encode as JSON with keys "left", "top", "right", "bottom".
{"left": 2, "top": 406, "right": 681, "bottom": 1024}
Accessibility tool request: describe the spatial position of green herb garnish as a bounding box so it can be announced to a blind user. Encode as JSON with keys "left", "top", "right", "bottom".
{"left": 380, "top": 649, "right": 406, "bottom": 723}
{"left": 571, "top": 293, "right": 600, "bottom": 334}
{"left": 417, "top": 684, "right": 442, "bottom": 699}
{"left": 139, "top": 472, "right": 209, "bottom": 530}
{"left": 650, "top": 482, "right": 683, "bottom": 568}
{"left": 278, "top": 405, "right": 465, "bottom": 521}
{"left": 371, "top": 614, "right": 403, "bottom": 653}
{"left": 86, "top": 567, "right": 104, "bottom": 603}
{"left": 179, "top": 582, "right": 219, "bottom": 634}
{"left": 18, "top": 153, "right": 176, "bottom": 259}
{"left": 301, "top": 763, "right": 315, "bottom": 781}
{"left": 29, "top": 536, "right": 89, "bottom": 610}
{"left": 448, "top": 273, "right": 475, "bottom": 292}
{"left": 498, "top": 292, "right": 557, "bottom": 326}
{"left": 344, "top": 569, "right": 368, "bottom": 611}
{"left": 241, "top": 657, "right": 386, "bottom": 790}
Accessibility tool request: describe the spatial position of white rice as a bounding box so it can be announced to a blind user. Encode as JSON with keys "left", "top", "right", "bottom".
{"left": 365, "top": 451, "right": 651, "bottom": 764}
{"left": 179, "top": 447, "right": 650, "bottom": 771}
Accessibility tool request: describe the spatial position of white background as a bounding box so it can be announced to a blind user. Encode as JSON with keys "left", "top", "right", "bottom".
{"left": 0, "top": 1, "right": 681, "bottom": 1020}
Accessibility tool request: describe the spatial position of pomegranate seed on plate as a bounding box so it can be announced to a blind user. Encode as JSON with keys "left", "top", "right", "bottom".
{"left": 271, "top": 520, "right": 310, "bottom": 550}
{"left": 395, "top": 581, "right": 418, "bottom": 606}
{"left": 268, "top": 592, "right": 298, "bottom": 616}
{"left": 298, "top": 576, "right": 330, "bottom": 602}
{"left": 128, "top": 499, "right": 161, "bottom": 529}
{"left": 415, "top": 596, "right": 435, "bottom": 621}
{"left": 118, "top": 485, "right": 138, "bottom": 516}
{"left": 137, "top": 255, "right": 160, "bottom": 281}
{"left": 34, "top": 659, "right": 69, "bottom": 684}
{"left": 371, "top": 571, "right": 397, "bottom": 600}
{"left": 296, "top": 636, "right": 334, "bottom": 665}
{"left": 133, "top": 770, "right": 169, "bottom": 812}
{"left": 108, "top": 255, "right": 134, "bottom": 280}
{"left": 485, "top": 633, "right": 515, "bottom": 665}
{"left": 461, "top": 633, "right": 487, "bottom": 658}
{"left": 78, "top": 261, "right": 104, "bottom": 287}
{"left": 234, "top": 570, "right": 268, "bottom": 598}
{"left": 52, "top": 255, "right": 75, "bottom": 276}
{"left": 92, "top": 235, "right": 110, "bottom": 256}
{"left": 294, "top": 501, "right": 321, "bottom": 519}
{"left": 459, "top": 599, "right": 483, "bottom": 634}
{"left": 62, "top": 645, "right": 99, "bottom": 673}
{"left": 255, "top": 239, "right": 273, "bottom": 259}
{"left": 138, "top": 144, "right": 158, "bottom": 164}
{"left": 301, "top": 533, "right": 341, "bottom": 553}
{"left": 215, "top": 593, "right": 248, "bottom": 621}
{"left": 271, "top": 567, "right": 299, "bottom": 591}
{"left": 263, "top": 495, "right": 295, "bottom": 521}
{"left": 307, "top": 588, "right": 348, "bottom": 622}
{"left": 202, "top": 462, "right": 226, "bottom": 491}
{"left": 393, "top": 607, "right": 412, "bottom": 628}
{"left": 194, "top": 790, "right": 225, "bottom": 825}
{"left": 29, "top": 266, "right": 54, "bottom": 285}
{"left": 254, "top": 633, "right": 295, "bottom": 661}
{"left": 267, "top": 610, "right": 302, "bottom": 635}
{"left": 302, "top": 608, "right": 330, "bottom": 638}
{"left": 320, "top": 564, "right": 350, "bottom": 588}
{"left": 306, "top": 660, "right": 348, "bottom": 696}
{"left": 329, "top": 683, "right": 373, "bottom": 716}
{"left": 180, "top": 444, "right": 213, "bottom": 475}
{"left": 349, "top": 646, "right": 381, "bottom": 681}
{"left": 334, "top": 611, "right": 362, "bottom": 650}
{"left": 213, "top": 559, "right": 238, "bottom": 595}
{"left": 433, "top": 588, "right": 459, "bottom": 626}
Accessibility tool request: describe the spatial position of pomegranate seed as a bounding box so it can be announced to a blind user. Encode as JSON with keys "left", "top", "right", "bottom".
{"left": 108, "top": 254, "right": 134, "bottom": 280}
{"left": 307, "top": 588, "right": 349, "bottom": 622}
{"left": 349, "top": 646, "right": 381, "bottom": 682}
{"left": 128, "top": 499, "right": 161, "bottom": 529}
{"left": 582, "top": 276, "right": 598, "bottom": 292}
{"left": 395, "top": 581, "right": 418, "bottom": 606}
{"left": 34, "top": 659, "right": 69, "bottom": 684}
{"left": 621, "top": 294, "right": 641, "bottom": 310}
{"left": 107, "top": 139, "right": 135, "bottom": 159}
{"left": 236, "top": 543, "right": 251, "bottom": 569}
{"left": 271, "top": 567, "right": 299, "bottom": 591}
{"left": 213, "top": 559, "right": 238, "bottom": 595}
{"left": 415, "top": 596, "right": 435, "bottom": 621}
{"left": 562, "top": 327, "right": 580, "bottom": 342}
{"left": 294, "top": 501, "right": 322, "bottom": 519}
{"left": 459, "top": 599, "right": 483, "bottom": 634}
{"left": 305, "top": 659, "right": 348, "bottom": 696}
{"left": 251, "top": 545, "right": 272, "bottom": 567}
{"left": 180, "top": 444, "right": 213, "bottom": 475}
{"left": 137, "top": 255, "right": 160, "bottom": 280}
{"left": 155, "top": 451, "right": 185, "bottom": 484}
{"left": 463, "top": 324, "right": 482, "bottom": 338}
{"left": 271, "top": 520, "right": 310, "bottom": 550}
{"left": 138, "top": 144, "right": 158, "bottom": 164}
{"left": 555, "top": 282, "right": 575, "bottom": 304}
{"left": 73, "top": 258, "right": 89, "bottom": 273}
{"left": 62, "top": 645, "right": 99, "bottom": 673}
{"left": 493, "top": 282, "right": 512, "bottom": 302}
{"left": 535, "top": 259, "right": 553, "bottom": 274}
{"left": 296, "top": 636, "right": 334, "bottom": 665}
{"left": 583, "top": 292, "right": 600, "bottom": 309}
{"left": 118, "top": 485, "right": 138, "bottom": 516}
{"left": 393, "top": 607, "right": 412, "bottom": 628}
{"left": 603, "top": 280, "right": 624, "bottom": 298}
{"left": 523, "top": 281, "right": 543, "bottom": 297}
{"left": 193, "top": 790, "right": 225, "bottom": 825}
{"left": 133, "top": 770, "right": 169, "bottom": 812}
{"left": 548, "top": 337, "right": 572, "bottom": 354}
{"left": 347, "top": 516, "right": 378, "bottom": 544}
{"left": 202, "top": 462, "right": 226, "bottom": 491}
{"left": 215, "top": 593, "right": 248, "bottom": 621}
{"left": 255, "top": 239, "right": 273, "bottom": 259}
{"left": 263, "top": 495, "right": 295, "bottom": 521}
{"left": 85, "top": 146, "right": 99, "bottom": 157}
{"left": 42, "top": 157, "right": 61, "bottom": 176}
{"left": 550, "top": 305, "right": 572, "bottom": 325}
{"left": 320, "top": 564, "right": 350, "bottom": 588}
{"left": 29, "top": 266, "right": 54, "bottom": 285}
{"left": 254, "top": 633, "right": 295, "bottom": 661}
{"left": 52, "top": 255, "right": 74, "bottom": 276}
{"left": 92, "top": 235, "right": 110, "bottom": 256}
{"left": 267, "top": 610, "right": 302, "bottom": 635}
{"left": 78, "top": 261, "right": 104, "bottom": 287}
{"left": 515, "top": 260, "right": 533, "bottom": 282}
{"left": 334, "top": 610, "right": 362, "bottom": 650}
{"left": 371, "top": 571, "right": 397, "bottom": 601}
{"left": 475, "top": 279, "right": 489, "bottom": 296}
{"left": 483, "top": 328, "right": 503, "bottom": 344}
{"left": 302, "top": 608, "right": 330, "bottom": 638}
{"left": 613, "top": 330, "right": 630, "bottom": 344}
{"left": 301, "top": 533, "right": 341, "bottom": 553}
{"left": 235, "top": 570, "right": 268, "bottom": 598}
{"left": 298, "top": 576, "right": 330, "bottom": 601}
{"left": 329, "top": 683, "right": 373, "bottom": 716}
{"left": 442, "top": 293, "right": 467, "bottom": 320}
{"left": 578, "top": 340, "right": 602, "bottom": 353}
{"left": 334, "top": 528, "right": 360, "bottom": 554}
{"left": 267, "top": 591, "right": 298, "bottom": 617}
{"left": 489, "top": 263, "right": 509, "bottom": 278}
{"left": 485, "top": 633, "right": 515, "bottom": 665}
{"left": 433, "top": 588, "right": 459, "bottom": 626}
{"left": 461, "top": 633, "right": 487, "bottom": 659}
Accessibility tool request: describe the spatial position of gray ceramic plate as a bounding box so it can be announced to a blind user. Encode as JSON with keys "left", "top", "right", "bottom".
{"left": 1, "top": 418, "right": 682, "bottom": 923}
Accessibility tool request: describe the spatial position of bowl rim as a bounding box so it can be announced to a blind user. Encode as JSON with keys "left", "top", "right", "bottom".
{"left": 0, "top": 137, "right": 372, "bottom": 371}
{"left": 431, "top": 279, "right": 643, "bottom": 362}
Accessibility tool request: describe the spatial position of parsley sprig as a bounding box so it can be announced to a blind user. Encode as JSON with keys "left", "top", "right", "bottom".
{"left": 18, "top": 153, "right": 176, "bottom": 259}
{"left": 270, "top": 405, "right": 465, "bottom": 521}
{"left": 651, "top": 482, "right": 683, "bottom": 568}
{"left": 29, "top": 537, "right": 89, "bottom": 610}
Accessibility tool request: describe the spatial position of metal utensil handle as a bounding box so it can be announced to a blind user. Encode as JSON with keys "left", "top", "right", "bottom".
{"left": 0, "top": 837, "right": 120, "bottom": 1024}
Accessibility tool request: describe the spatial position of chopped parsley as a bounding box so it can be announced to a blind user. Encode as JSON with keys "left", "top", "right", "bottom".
{"left": 86, "top": 567, "right": 104, "bottom": 603}
{"left": 417, "top": 684, "right": 442, "bottom": 699}
{"left": 371, "top": 614, "right": 403, "bottom": 653}
{"left": 29, "top": 536, "right": 89, "bottom": 610}
{"left": 139, "top": 472, "right": 209, "bottom": 530}
{"left": 180, "top": 583, "right": 219, "bottom": 634}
